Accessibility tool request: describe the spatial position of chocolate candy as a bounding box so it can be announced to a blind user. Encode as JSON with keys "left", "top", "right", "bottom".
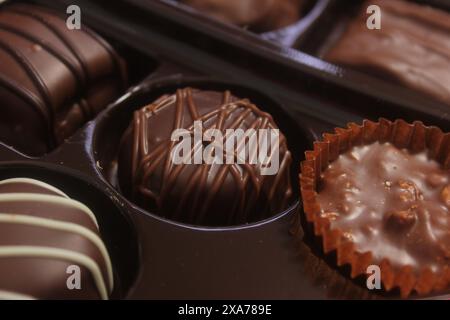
{"left": 118, "top": 88, "right": 293, "bottom": 226}
{"left": 0, "top": 3, "right": 127, "bottom": 156}
{"left": 317, "top": 142, "right": 450, "bottom": 275}
{"left": 181, "top": 0, "right": 306, "bottom": 32}
{"left": 326, "top": 0, "right": 450, "bottom": 106}
{"left": 0, "top": 178, "right": 113, "bottom": 300}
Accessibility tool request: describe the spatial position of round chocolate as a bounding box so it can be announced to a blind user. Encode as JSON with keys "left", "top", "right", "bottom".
{"left": 181, "top": 0, "right": 306, "bottom": 32}
{"left": 317, "top": 142, "right": 450, "bottom": 274}
{"left": 0, "top": 178, "right": 113, "bottom": 300}
{"left": 0, "top": 3, "right": 127, "bottom": 155}
{"left": 118, "top": 87, "right": 293, "bottom": 226}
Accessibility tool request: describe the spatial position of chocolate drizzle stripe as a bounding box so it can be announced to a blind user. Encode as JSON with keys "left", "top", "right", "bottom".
{"left": 0, "top": 246, "right": 108, "bottom": 300}
{"left": 174, "top": 163, "right": 202, "bottom": 221}
{"left": 186, "top": 89, "right": 200, "bottom": 119}
{"left": 0, "top": 73, "right": 54, "bottom": 149}
{"left": 0, "top": 178, "right": 69, "bottom": 198}
{"left": 194, "top": 108, "right": 265, "bottom": 223}
{"left": 0, "top": 179, "right": 115, "bottom": 298}
{"left": 0, "top": 22, "right": 84, "bottom": 93}
{"left": 130, "top": 111, "right": 141, "bottom": 196}
{"left": 10, "top": 3, "right": 127, "bottom": 89}
{"left": 0, "top": 290, "right": 36, "bottom": 300}
{"left": 81, "top": 27, "right": 128, "bottom": 90}
{"left": 161, "top": 89, "right": 185, "bottom": 185}
{"left": 0, "top": 194, "right": 99, "bottom": 229}
{"left": 79, "top": 98, "right": 93, "bottom": 120}
{"left": 0, "top": 36, "right": 53, "bottom": 113}
{"left": 269, "top": 150, "right": 291, "bottom": 209}
{"left": 0, "top": 213, "right": 113, "bottom": 291}
{"left": 5, "top": 8, "right": 88, "bottom": 87}
{"left": 131, "top": 88, "right": 292, "bottom": 223}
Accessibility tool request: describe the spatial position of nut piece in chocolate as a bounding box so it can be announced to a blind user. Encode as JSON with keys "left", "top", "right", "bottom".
{"left": 317, "top": 142, "right": 450, "bottom": 282}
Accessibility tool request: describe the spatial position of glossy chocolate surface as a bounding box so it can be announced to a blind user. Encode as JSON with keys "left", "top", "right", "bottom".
{"left": 181, "top": 0, "right": 306, "bottom": 32}
{"left": 326, "top": 0, "right": 450, "bottom": 106}
{"left": 0, "top": 3, "right": 127, "bottom": 156}
{"left": 118, "top": 88, "right": 293, "bottom": 226}
{"left": 317, "top": 142, "right": 450, "bottom": 274}
{"left": 1, "top": 0, "right": 449, "bottom": 300}
{"left": 0, "top": 178, "right": 113, "bottom": 299}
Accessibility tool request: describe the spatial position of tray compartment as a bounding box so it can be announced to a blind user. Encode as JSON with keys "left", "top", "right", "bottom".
{"left": 91, "top": 75, "right": 308, "bottom": 226}
{"left": 261, "top": 0, "right": 333, "bottom": 47}
{"left": 1, "top": 0, "right": 448, "bottom": 300}
{"left": 0, "top": 161, "right": 140, "bottom": 298}
{"left": 0, "top": 1, "right": 158, "bottom": 157}
{"left": 296, "top": 0, "right": 450, "bottom": 108}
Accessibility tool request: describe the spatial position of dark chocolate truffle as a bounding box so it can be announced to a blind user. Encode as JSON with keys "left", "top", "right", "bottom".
{"left": 181, "top": 0, "right": 306, "bottom": 32}
{"left": 118, "top": 87, "right": 293, "bottom": 226}
{"left": 326, "top": 0, "right": 450, "bottom": 105}
{"left": 317, "top": 142, "right": 450, "bottom": 275}
{"left": 0, "top": 178, "right": 113, "bottom": 300}
{"left": 0, "top": 3, "right": 127, "bottom": 155}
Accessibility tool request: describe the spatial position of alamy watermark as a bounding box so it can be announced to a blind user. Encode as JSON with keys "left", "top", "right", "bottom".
{"left": 170, "top": 121, "right": 280, "bottom": 176}
{"left": 367, "top": 4, "right": 381, "bottom": 30}
{"left": 66, "top": 265, "right": 81, "bottom": 290}
{"left": 366, "top": 265, "right": 382, "bottom": 290}
{"left": 66, "top": 5, "right": 81, "bottom": 30}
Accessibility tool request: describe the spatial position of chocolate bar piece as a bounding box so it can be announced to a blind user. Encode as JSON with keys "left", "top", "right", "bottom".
{"left": 326, "top": 0, "right": 450, "bottom": 106}
{"left": 0, "top": 3, "right": 127, "bottom": 155}
{"left": 0, "top": 178, "right": 113, "bottom": 299}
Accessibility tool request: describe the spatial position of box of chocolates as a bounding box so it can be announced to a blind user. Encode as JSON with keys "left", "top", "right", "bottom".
{"left": 0, "top": 0, "right": 448, "bottom": 300}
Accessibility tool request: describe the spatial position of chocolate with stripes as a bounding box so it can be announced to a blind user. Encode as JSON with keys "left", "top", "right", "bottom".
{"left": 118, "top": 88, "right": 293, "bottom": 226}
{"left": 0, "top": 3, "right": 127, "bottom": 155}
{"left": 0, "top": 178, "right": 113, "bottom": 300}
{"left": 181, "top": 0, "right": 307, "bottom": 32}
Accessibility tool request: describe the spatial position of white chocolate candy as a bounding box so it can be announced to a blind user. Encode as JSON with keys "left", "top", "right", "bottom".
{"left": 0, "top": 178, "right": 113, "bottom": 300}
